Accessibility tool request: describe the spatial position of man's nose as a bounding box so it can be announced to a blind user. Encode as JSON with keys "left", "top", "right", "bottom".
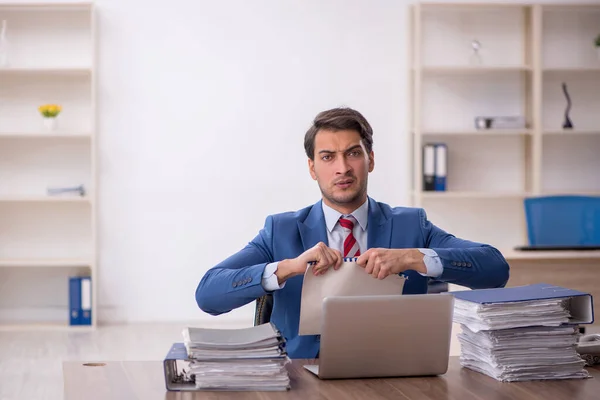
{"left": 334, "top": 156, "right": 351, "bottom": 174}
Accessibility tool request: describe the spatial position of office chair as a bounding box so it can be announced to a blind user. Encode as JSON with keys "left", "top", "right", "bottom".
{"left": 254, "top": 294, "right": 273, "bottom": 326}
{"left": 253, "top": 279, "right": 448, "bottom": 326}
{"left": 523, "top": 195, "right": 600, "bottom": 246}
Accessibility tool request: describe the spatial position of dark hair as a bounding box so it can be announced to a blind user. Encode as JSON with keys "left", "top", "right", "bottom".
{"left": 304, "top": 107, "right": 374, "bottom": 160}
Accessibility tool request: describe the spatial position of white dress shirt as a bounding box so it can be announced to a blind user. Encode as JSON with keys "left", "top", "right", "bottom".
{"left": 261, "top": 200, "right": 443, "bottom": 291}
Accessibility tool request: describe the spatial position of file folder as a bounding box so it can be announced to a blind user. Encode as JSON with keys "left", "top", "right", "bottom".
{"left": 68, "top": 276, "right": 92, "bottom": 325}
{"left": 434, "top": 143, "right": 447, "bottom": 191}
{"left": 68, "top": 277, "right": 81, "bottom": 325}
{"left": 164, "top": 343, "right": 196, "bottom": 391}
{"left": 80, "top": 277, "right": 92, "bottom": 325}
{"left": 422, "top": 144, "right": 435, "bottom": 191}
{"left": 452, "top": 283, "right": 594, "bottom": 325}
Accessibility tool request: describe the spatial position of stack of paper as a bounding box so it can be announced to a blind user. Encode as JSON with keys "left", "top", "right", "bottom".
{"left": 458, "top": 325, "right": 588, "bottom": 381}
{"left": 453, "top": 297, "right": 571, "bottom": 332}
{"left": 181, "top": 323, "right": 290, "bottom": 391}
{"left": 452, "top": 284, "right": 593, "bottom": 382}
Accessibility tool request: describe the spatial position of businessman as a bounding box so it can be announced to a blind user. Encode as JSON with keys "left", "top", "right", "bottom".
{"left": 196, "top": 107, "right": 510, "bottom": 359}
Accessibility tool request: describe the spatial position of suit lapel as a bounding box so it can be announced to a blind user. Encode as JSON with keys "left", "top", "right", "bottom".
{"left": 367, "top": 197, "right": 392, "bottom": 249}
{"left": 298, "top": 200, "right": 329, "bottom": 251}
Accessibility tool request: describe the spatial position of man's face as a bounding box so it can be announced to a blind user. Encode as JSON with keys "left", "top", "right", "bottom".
{"left": 308, "top": 129, "right": 374, "bottom": 211}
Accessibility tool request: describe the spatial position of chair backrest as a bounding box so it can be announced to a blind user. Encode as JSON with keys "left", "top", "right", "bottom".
{"left": 524, "top": 195, "right": 600, "bottom": 246}
{"left": 254, "top": 294, "right": 273, "bottom": 326}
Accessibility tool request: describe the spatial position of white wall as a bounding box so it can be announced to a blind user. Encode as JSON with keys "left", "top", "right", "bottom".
{"left": 96, "top": 0, "right": 409, "bottom": 324}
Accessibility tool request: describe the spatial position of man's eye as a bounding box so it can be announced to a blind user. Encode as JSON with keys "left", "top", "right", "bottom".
{"left": 322, "top": 155, "right": 331, "bottom": 161}
{"left": 349, "top": 151, "right": 361, "bottom": 157}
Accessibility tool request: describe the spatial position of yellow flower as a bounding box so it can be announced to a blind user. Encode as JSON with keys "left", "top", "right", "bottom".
{"left": 38, "top": 103, "right": 62, "bottom": 117}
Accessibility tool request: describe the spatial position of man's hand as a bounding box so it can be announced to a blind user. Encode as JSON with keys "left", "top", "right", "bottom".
{"left": 276, "top": 242, "right": 342, "bottom": 284}
{"left": 356, "top": 248, "right": 426, "bottom": 279}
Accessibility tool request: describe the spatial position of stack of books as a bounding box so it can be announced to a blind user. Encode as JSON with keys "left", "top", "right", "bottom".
{"left": 452, "top": 283, "right": 594, "bottom": 382}
{"left": 164, "top": 322, "right": 290, "bottom": 391}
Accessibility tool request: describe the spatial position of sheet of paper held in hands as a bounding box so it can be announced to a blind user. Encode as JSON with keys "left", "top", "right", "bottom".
{"left": 298, "top": 258, "right": 406, "bottom": 335}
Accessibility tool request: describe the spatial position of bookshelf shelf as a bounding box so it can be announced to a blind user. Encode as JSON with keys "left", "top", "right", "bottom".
{"left": 0, "top": 2, "right": 96, "bottom": 330}
{"left": 420, "top": 129, "right": 532, "bottom": 136}
{"left": 0, "top": 67, "right": 91, "bottom": 76}
{"left": 421, "top": 66, "right": 532, "bottom": 73}
{"left": 543, "top": 68, "right": 600, "bottom": 73}
{"left": 0, "top": 195, "right": 90, "bottom": 203}
{"left": 409, "top": 2, "right": 600, "bottom": 253}
{"left": 543, "top": 130, "right": 600, "bottom": 136}
{"left": 0, "top": 258, "right": 91, "bottom": 268}
{"left": 0, "top": 132, "right": 92, "bottom": 139}
{"left": 419, "top": 191, "right": 530, "bottom": 199}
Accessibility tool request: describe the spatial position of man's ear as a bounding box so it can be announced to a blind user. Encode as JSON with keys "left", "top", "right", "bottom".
{"left": 368, "top": 151, "right": 375, "bottom": 172}
{"left": 308, "top": 158, "right": 317, "bottom": 180}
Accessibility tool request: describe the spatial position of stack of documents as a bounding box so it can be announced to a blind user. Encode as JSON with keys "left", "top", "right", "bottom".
{"left": 458, "top": 325, "right": 587, "bottom": 381}
{"left": 453, "top": 297, "right": 571, "bottom": 332}
{"left": 452, "top": 283, "right": 594, "bottom": 382}
{"left": 181, "top": 322, "right": 290, "bottom": 391}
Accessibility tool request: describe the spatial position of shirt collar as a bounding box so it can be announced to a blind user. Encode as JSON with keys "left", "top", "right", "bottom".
{"left": 322, "top": 198, "right": 369, "bottom": 233}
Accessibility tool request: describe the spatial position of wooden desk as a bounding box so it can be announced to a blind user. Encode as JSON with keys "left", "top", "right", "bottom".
{"left": 63, "top": 357, "right": 600, "bottom": 400}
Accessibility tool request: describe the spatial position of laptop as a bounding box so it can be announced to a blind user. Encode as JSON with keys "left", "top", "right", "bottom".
{"left": 303, "top": 293, "right": 454, "bottom": 379}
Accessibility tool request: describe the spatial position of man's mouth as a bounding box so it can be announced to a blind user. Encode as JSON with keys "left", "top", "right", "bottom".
{"left": 335, "top": 179, "right": 354, "bottom": 189}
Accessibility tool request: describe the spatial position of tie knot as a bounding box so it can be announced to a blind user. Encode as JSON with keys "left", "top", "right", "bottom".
{"left": 338, "top": 215, "right": 355, "bottom": 230}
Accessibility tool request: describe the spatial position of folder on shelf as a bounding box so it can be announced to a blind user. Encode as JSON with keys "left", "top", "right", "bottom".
{"left": 80, "top": 277, "right": 92, "bottom": 325}
{"left": 69, "top": 276, "right": 92, "bottom": 325}
{"left": 423, "top": 144, "right": 435, "bottom": 191}
{"left": 434, "top": 143, "right": 447, "bottom": 191}
{"left": 68, "top": 277, "right": 80, "bottom": 325}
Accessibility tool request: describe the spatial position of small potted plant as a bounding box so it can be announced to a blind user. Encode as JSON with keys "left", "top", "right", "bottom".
{"left": 38, "top": 103, "right": 62, "bottom": 131}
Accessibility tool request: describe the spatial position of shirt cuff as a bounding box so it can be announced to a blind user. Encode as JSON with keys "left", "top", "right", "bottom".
{"left": 261, "top": 262, "right": 286, "bottom": 291}
{"left": 417, "top": 248, "right": 443, "bottom": 278}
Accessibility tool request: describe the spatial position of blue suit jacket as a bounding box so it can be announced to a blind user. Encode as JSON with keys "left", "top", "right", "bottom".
{"left": 195, "top": 197, "right": 509, "bottom": 359}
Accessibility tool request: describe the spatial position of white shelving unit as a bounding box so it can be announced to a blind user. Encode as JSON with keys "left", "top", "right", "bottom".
{"left": 408, "top": 2, "right": 600, "bottom": 256}
{"left": 0, "top": 2, "right": 96, "bottom": 330}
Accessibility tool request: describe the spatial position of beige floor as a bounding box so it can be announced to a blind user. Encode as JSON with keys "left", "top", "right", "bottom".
{"left": 0, "top": 321, "right": 463, "bottom": 400}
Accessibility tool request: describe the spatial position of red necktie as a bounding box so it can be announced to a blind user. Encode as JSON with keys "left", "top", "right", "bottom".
{"left": 339, "top": 216, "right": 360, "bottom": 257}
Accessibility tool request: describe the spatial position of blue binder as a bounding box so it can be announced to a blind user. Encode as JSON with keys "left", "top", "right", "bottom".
{"left": 69, "top": 276, "right": 92, "bottom": 326}
{"left": 164, "top": 343, "right": 196, "bottom": 391}
{"left": 68, "top": 277, "right": 81, "bottom": 325}
{"left": 434, "top": 143, "right": 447, "bottom": 191}
{"left": 452, "top": 283, "right": 594, "bottom": 325}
